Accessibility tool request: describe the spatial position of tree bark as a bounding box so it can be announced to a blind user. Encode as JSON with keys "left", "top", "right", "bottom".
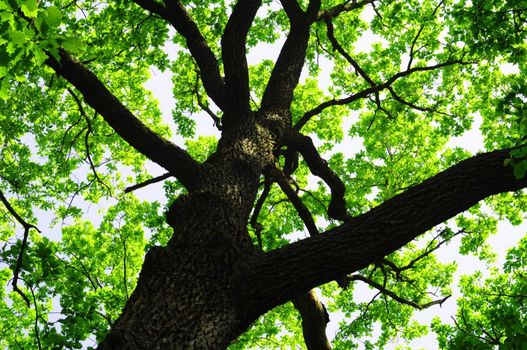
{"left": 95, "top": 147, "right": 526, "bottom": 349}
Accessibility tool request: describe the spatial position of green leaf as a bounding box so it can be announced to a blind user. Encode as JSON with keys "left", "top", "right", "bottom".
{"left": 20, "top": 0, "right": 38, "bottom": 18}
{"left": 61, "top": 37, "right": 85, "bottom": 53}
{"left": 44, "top": 6, "right": 61, "bottom": 27}
{"left": 9, "top": 30, "right": 27, "bottom": 45}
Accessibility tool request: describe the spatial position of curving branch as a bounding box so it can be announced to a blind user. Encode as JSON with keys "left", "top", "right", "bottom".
{"left": 193, "top": 69, "right": 222, "bottom": 130}
{"left": 381, "top": 228, "right": 465, "bottom": 281}
{"left": 0, "top": 190, "right": 41, "bottom": 307}
{"left": 67, "top": 88, "right": 113, "bottom": 195}
{"left": 132, "top": 0, "right": 225, "bottom": 109}
{"left": 246, "top": 147, "right": 527, "bottom": 318}
{"left": 294, "top": 59, "right": 472, "bottom": 131}
{"left": 221, "top": 0, "right": 262, "bottom": 117}
{"left": 46, "top": 50, "right": 201, "bottom": 190}
{"left": 285, "top": 131, "right": 349, "bottom": 221}
{"left": 250, "top": 175, "right": 273, "bottom": 249}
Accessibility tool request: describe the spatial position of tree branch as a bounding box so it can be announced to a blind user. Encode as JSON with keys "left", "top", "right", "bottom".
{"left": 285, "top": 131, "right": 349, "bottom": 221}
{"left": 0, "top": 190, "right": 40, "bottom": 307}
{"left": 246, "top": 148, "right": 527, "bottom": 317}
{"left": 46, "top": 50, "right": 201, "bottom": 190}
{"left": 250, "top": 175, "right": 272, "bottom": 249}
{"left": 291, "top": 290, "right": 332, "bottom": 350}
{"left": 271, "top": 168, "right": 319, "bottom": 236}
{"left": 260, "top": 0, "right": 321, "bottom": 114}
{"left": 324, "top": 18, "right": 375, "bottom": 86}
{"left": 316, "top": 0, "right": 378, "bottom": 21}
{"left": 132, "top": 0, "right": 225, "bottom": 108}
{"left": 294, "top": 59, "right": 471, "bottom": 131}
{"left": 221, "top": 0, "right": 262, "bottom": 117}
{"left": 341, "top": 274, "right": 451, "bottom": 310}
{"left": 124, "top": 173, "right": 173, "bottom": 193}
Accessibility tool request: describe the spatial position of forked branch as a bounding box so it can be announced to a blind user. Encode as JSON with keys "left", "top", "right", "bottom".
{"left": 294, "top": 59, "right": 471, "bottom": 130}
{"left": 340, "top": 274, "right": 451, "bottom": 310}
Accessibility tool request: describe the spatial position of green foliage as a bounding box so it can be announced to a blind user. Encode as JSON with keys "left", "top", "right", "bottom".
{"left": 0, "top": 0, "right": 526, "bottom": 348}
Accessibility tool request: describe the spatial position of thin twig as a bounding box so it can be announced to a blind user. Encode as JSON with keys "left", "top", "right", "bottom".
{"left": 124, "top": 172, "right": 173, "bottom": 193}
{"left": 0, "top": 190, "right": 41, "bottom": 306}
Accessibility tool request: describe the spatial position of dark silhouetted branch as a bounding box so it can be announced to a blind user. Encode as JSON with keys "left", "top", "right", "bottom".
{"left": 247, "top": 147, "right": 527, "bottom": 318}
{"left": 0, "top": 190, "right": 41, "bottom": 307}
{"left": 125, "top": 173, "right": 173, "bottom": 193}
{"left": 286, "top": 131, "right": 349, "bottom": 221}
{"left": 46, "top": 50, "right": 201, "bottom": 190}
{"left": 271, "top": 168, "right": 319, "bottom": 237}
{"left": 294, "top": 59, "right": 471, "bottom": 131}
{"left": 132, "top": 0, "right": 225, "bottom": 109}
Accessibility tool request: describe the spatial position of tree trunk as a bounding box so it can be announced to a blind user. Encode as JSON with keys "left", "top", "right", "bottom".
{"left": 97, "top": 192, "right": 259, "bottom": 349}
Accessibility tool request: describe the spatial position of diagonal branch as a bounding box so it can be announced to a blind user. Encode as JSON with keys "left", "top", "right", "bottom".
{"left": 124, "top": 172, "right": 173, "bottom": 193}
{"left": 340, "top": 274, "right": 451, "bottom": 310}
{"left": 294, "top": 59, "right": 472, "bottom": 131}
{"left": 271, "top": 167, "right": 319, "bottom": 236}
{"left": 0, "top": 190, "right": 41, "bottom": 307}
{"left": 193, "top": 68, "right": 222, "bottom": 129}
{"left": 285, "top": 131, "right": 350, "bottom": 221}
{"left": 324, "top": 18, "right": 375, "bottom": 86}
{"left": 46, "top": 50, "right": 201, "bottom": 190}
{"left": 221, "top": 0, "right": 262, "bottom": 117}
{"left": 246, "top": 147, "right": 527, "bottom": 318}
{"left": 132, "top": 0, "right": 225, "bottom": 108}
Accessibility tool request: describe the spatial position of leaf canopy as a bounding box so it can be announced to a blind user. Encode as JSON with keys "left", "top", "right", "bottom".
{"left": 0, "top": 0, "right": 526, "bottom": 348}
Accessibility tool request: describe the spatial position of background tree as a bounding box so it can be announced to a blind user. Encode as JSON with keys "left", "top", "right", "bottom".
{"left": 0, "top": 0, "right": 527, "bottom": 348}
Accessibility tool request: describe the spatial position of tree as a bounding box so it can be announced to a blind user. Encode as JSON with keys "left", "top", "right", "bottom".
{"left": 1, "top": 0, "right": 527, "bottom": 348}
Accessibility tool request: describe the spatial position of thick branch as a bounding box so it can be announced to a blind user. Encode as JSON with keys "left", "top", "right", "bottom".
{"left": 246, "top": 148, "right": 527, "bottom": 316}
{"left": 260, "top": 0, "right": 320, "bottom": 113}
{"left": 291, "top": 290, "right": 332, "bottom": 350}
{"left": 132, "top": 0, "right": 225, "bottom": 108}
{"left": 286, "top": 131, "right": 349, "bottom": 221}
{"left": 46, "top": 50, "right": 201, "bottom": 190}
{"left": 221, "top": 0, "right": 262, "bottom": 117}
